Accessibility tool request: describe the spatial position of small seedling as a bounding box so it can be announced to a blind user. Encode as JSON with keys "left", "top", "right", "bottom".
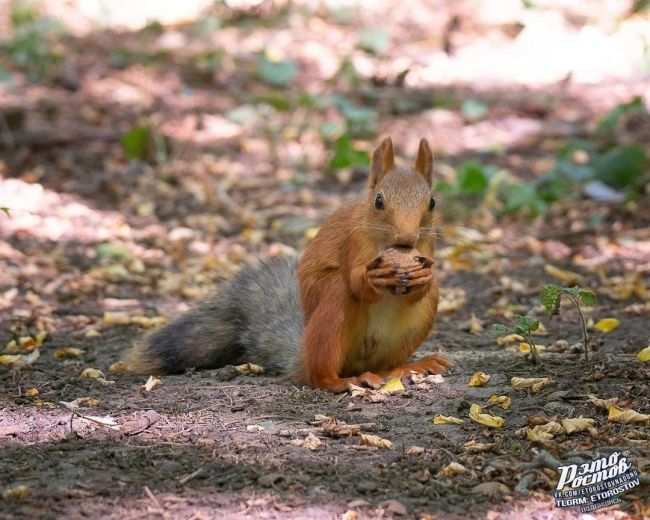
{"left": 541, "top": 284, "right": 596, "bottom": 361}
{"left": 493, "top": 315, "right": 543, "bottom": 365}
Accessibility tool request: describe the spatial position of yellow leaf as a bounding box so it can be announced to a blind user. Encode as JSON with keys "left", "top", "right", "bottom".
{"left": 85, "top": 328, "right": 101, "bottom": 338}
{"left": 0, "top": 349, "right": 40, "bottom": 369}
{"left": 496, "top": 334, "right": 524, "bottom": 346}
{"left": 437, "top": 462, "right": 466, "bottom": 477}
{"left": 2, "top": 485, "right": 29, "bottom": 501}
{"left": 463, "top": 440, "right": 495, "bottom": 452}
{"left": 469, "top": 404, "right": 504, "bottom": 428}
{"left": 24, "top": 388, "right": 39, "bottom": 397}
{"left": 561, "top": 416, "right": 595, "bottom": 434}
{"left": 80, "top": 368, "right": 104, "bottom": 379}
{"left": 469, "top": 314, "right": 484, "bottom": 335}
{"left": 139, "top": 375, "right": 162, "bottom": 394}
{"left": 487, "top": 395, "right": 511, "bottom": 410}
{"left": 438, "top": 288, "right": 466, "bottom": 314}
{"left": 433, "top": 414, "right": 464, "bottom": 425}
{"left": 587, "top": 394, "right": 618, "bottom": 409}
{"left": 544, "top": 265, "right": 583, "bottom": 285}
{"left": 53, "top": 347, "right": 86, "bottom": 359}
{"left": 636, "top": 346, "right": 650, "bottom": 363}
{"left": 380, "top": 378, "right": 405, "bottom": 394}
{"left": 359, "top": 433, "right": 393, "bottom": 449}
{"left": 468, "top": 372, "right": 490, "bottom": 387}
{"left": 594, "top": 318, "right": 619, "bottom": 333}
{"left": 511, "top": 377, "right": 554, "bottom": 393}
{"left": 518, "top": 342, "right": 546, "bottom": 353}
{"left": 608, "top": 405, "right": 650, "bottom": 424}
{"left": 102, "top": 311, "right": 131, "bottom": 325}
{"left": 236, "top": 362, "right": 264, "bottom": 375}
{"left": 526, "top": 421, "right": 564, "bottom": 442}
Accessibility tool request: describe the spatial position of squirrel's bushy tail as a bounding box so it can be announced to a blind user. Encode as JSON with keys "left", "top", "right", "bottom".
{"left": 124, "top": 258, "right": 303, "bottom": 375}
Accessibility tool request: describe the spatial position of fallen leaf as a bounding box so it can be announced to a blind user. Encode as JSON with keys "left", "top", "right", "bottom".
{"left": 349, "top": 384, "right": 386, "bottom": 403}
{"left": 637, "top": 346, "right": 650, "bottom": 363}
{"left": 518, "top": 342, "right": 546, "bottom": 353}
{"left": 511, "top": 377, "right": 554, "bottom": 393}
{"left": 594, "top": 318, "right": 620, "bottom": 333}
{"left": 496, "top": 334, "right": 524, "bottom": 346}
{"left": 4, "top": 332, "right": 48, "bottom": 352}
{"left": 24, "top": 388, "right": 39, "bottom": 397}
{"left": 80, "top": 368, "right": 105, "bottom": 379}
{"left": 464, "top": 440, "right": 496, "bottom": 452}
{"left": 381, "top": 499, "right": 407, "bottom": 516}
{"left": 2, "top": 485, "right": 29, "bottom": 501}
{"left": 587, "top": 394, "right": 619, "bottom": 409}
{"left": 291, "top": 432, "right": 322, "bottom": 450}
{"left": 438, "top": 288, "right": 466, "bottom": 314}
{"left": 468, "top": 372, "right": 490, "bottom": 387}
{"left": 437, "top": 462, "right": 466, "bottom": 477}
{"left": 246, "top": 424, "right": 264, "bottom": 432}
{"left": 61, "top": 397, "right": 100, "bottom": 409}
{"left": 380, "top": 378, "right": 404, "bottom": 394}
{"left": 608, "top": 405, "right": 650, "bottom": 424}
{"left": 102, "top": 311, "right": 131, "bottom": 325}
{"left": 469, "top": 404, "right": 504, "bottom": 428}
{"left": 139, "top": 375, "right": 162, "bottom": 394}
{"left": 405, "top": 446, "right": 425, "bottom": 456}
{"left": 544, "top": 265, "right": 583, "bottom": 285}
{"left": 236, "top": 362, "right": 264, "bottom": 375}
{"left": 487, "top": 395, "right": 511, "bottom": 410}
{"left": 341, "top": 511, "right": 357, "bottom": 520}
{"left": 359, "top": 433, "right": 393, "bottom": 449}
{"left": 433, "top": 414, "right": 464, "bottom": 425}
{"left": 472, "top": 482, "right": 510, "bottom": 497}
{"left": 468, "top": 313, "right": 484, "bottom": 335}
{"left": 53, "top": 347, "right": 85, "bottom": 359}
{"left": 0, "top": 349, "right": 40, "bottom": 369}
{"left": 85, "top": 328, "right": 101, "bottom": 338}
{"left": 526, "top": 421, "right": 563, "bottom": 442}
{"left": 561, "top": 416, "right": 595, "bottom": 434}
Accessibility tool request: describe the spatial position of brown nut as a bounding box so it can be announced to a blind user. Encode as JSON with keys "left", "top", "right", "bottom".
{"left": 380, "top": 247, "right": 424, "bottom": 270}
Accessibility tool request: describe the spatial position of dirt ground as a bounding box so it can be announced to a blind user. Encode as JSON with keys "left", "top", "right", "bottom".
{"left": 1, "top": 2, "right": 649, "bottom": 519}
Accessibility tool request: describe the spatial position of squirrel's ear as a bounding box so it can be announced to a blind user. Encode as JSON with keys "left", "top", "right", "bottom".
{"left": 369, "top": 137, "right": 395, "bottom": 189}
{"left": 414, "top": 138, "right": 433, "bottom": 186}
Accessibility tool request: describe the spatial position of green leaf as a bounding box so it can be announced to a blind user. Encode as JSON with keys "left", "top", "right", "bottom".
{"left": 540, "top": 284, "right": 561, "bottom": 317}
{"left": 491, "top": 324, "right": 510, "bottom": 336}
{"left": 597, "top": 97, "right": 644, "bottom": 134}
{"left": 593, "top": 145, "right": 645, "bottom": 190}
{"left": 121, "top": 126, "right": 151, "bottom": 160}
{"left": 328, "top": 136, "right": 370, "bottom": 171}
{"left": 0, "top": 207, "right": 11, "bottom": 217}
{"left": 503, "top": 183, "right": 545, "bottom": 217}
{"left": 578, "top": 290, "right": 596, "bottom": 307}
{"left": 632, "top": 0, "right": 650, "bottom": 14}
{"left": 357, "top": 27, "right": 390, "bottom": 54}
{"left": 514, "top": 315, "right": 539, "bottom": 333}
{"left": 256, "top": 54, "right": 297, "bottom": 87}
{"left": 562, "top": 286, "right": 580, "bottom": 296}
{"left": 457, "top": 162, "right": 489, "bottom": 196}
{"left": 95, "top": 242, "right": 132, "bottom": 261}
{"left": 461, "top": 99, "right": 488, "bottom": 121}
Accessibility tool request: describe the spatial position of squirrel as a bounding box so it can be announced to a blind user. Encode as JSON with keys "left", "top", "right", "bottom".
{"left": 124, "top": 137, "right": 451, "bottom": 392}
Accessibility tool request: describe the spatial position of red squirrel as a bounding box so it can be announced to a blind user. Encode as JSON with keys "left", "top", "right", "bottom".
{"left": 124, "top": 137, "right": 451, "bottom": 391}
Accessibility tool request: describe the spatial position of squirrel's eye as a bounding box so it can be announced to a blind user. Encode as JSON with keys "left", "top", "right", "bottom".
{"left": 374, "top": 193, "right": 385, "bottom": 210}
{"left": 428, "top": 196, "right": 436, "bottom": 211}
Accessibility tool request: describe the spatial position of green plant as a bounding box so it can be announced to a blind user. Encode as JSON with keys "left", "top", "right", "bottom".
{"left": 541, "top": 285, "right": 596, "bottom": 361}
{"left": 492, "top": 315, "right": 543, "bottom": 365}
{"left": 328, "top": 135, "right": 370, "bottom": 171}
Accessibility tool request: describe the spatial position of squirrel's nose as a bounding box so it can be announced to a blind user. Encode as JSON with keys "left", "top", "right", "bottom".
{"left": 393, "top": 233, "right": 418, "bottom": 249}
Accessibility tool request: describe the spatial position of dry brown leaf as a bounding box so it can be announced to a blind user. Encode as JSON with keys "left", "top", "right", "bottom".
{"left": 511, "top": 377, "right": 554, "bottom": 393}
{"left": 291, "top": 432, "right": 322, "bottom": 450}
{"left": 0, "top": 349, "right": 40, "bottom": 369}
{"left": 61, "top": 397, "right": 100, "bottom": 409}
{"left": 24, "top": 388, "right": 38, "bottom": 397}
{"left": 246, "top": 424, "right": 264, "bottom": 433}
{"left": 139, "top": 375, "right": 162, "bottom": 395}
{"left": 496, "top": 333, "right": 524, "bottom": 346}
{"left": 544, "top": 264, "right": 583, "bottom": 285}
{"left": 608, "top": 405, "right": 650, "bottom": 424}
{"left": 561, "top": 416, "right": 595, "bottom": 434}
{"left": 464, "top": 440, "right": 496, "bottom": 452}
{"left": 437, "top": 462, "right": 466, "bottom": 477}
{"left": 468, "top": 313, "right": 484, "bottom": 335}
{"left": 2, "top": 485, "right": 29, "bottom": 501}
{"left": 80, "top": 368, "right": 105, "bottom": 379}
{"left": 438, "top": 288, "right": 466, "bottom": 314}
{"left": 53, "top": 347, "right": 85, "bottom": 359}
{"left": 405, "top": 446, "right": 425, "bottom": 456}
{"left": 587, "top": 394, "right": 619, "bottom": 409}
{"left": 236, "top": 362, "right": 265, "bottom": 375}
{"left": 359, "top": 433, "right": 393, "bottom": 449}
{"left": 349, "top": 384, "right": 386, "bottom": 403}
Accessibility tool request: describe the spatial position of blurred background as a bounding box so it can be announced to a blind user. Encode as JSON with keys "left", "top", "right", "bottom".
{"left": 0, "top": 0, "right": 649, "bottom": 294}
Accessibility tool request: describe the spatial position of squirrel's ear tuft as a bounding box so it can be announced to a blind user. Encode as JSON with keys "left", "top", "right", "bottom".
{"left": 369, "top": 137, "right": 395, "bottom": 189}
{"left": 414, "top": 138, "right": 433, "bottom": 186}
